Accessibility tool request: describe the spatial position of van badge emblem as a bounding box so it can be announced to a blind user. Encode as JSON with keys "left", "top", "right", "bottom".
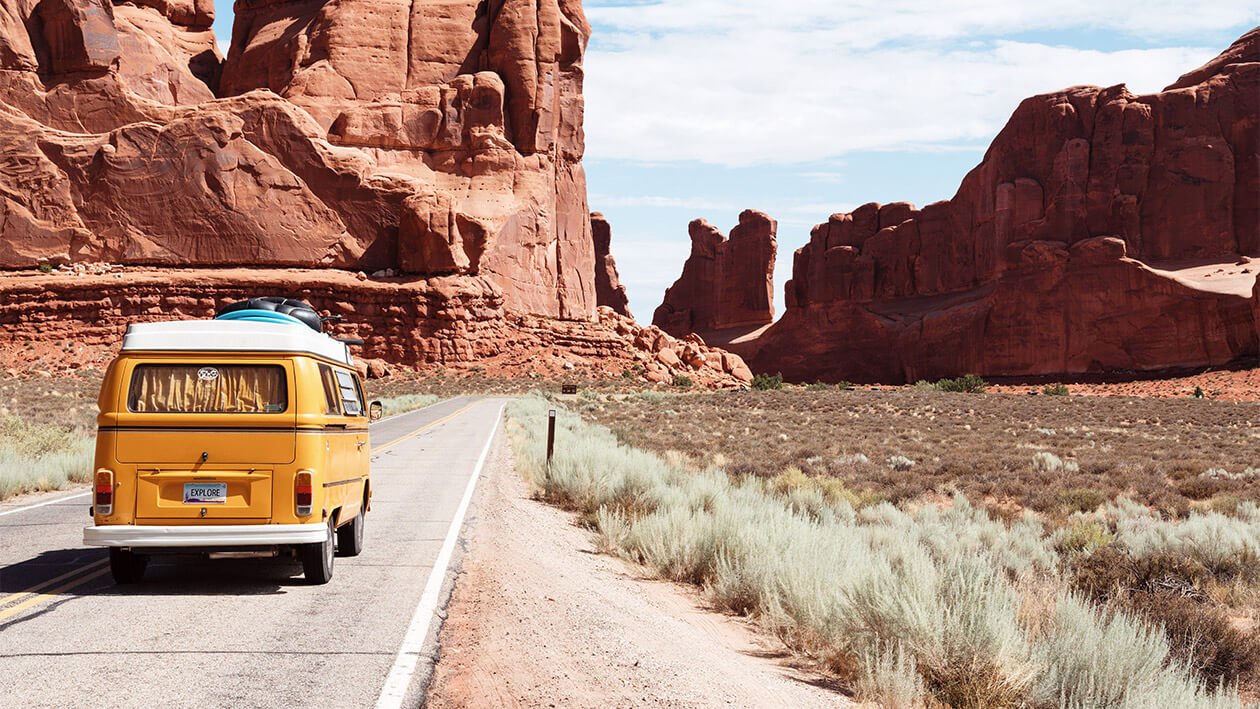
{"left": 197, "top": 367, "right": 219, "bottom": 381}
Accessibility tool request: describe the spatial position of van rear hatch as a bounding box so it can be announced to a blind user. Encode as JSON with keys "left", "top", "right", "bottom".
{"left": 136, "top": 469, "right": 273, "bottom": 520}
{"left": 112, "top": 361, "right": 296, "bottom": 521}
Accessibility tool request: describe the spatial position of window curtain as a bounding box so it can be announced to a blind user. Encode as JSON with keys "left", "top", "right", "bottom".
{"left": 129, "top": 365, "right": 287, "bottom": 413}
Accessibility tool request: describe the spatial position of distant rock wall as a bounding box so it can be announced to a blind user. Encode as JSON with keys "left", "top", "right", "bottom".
{"left": 657, "top": 28, "right": 1260, "bottom": 383}
{"left": 590, "top": 213, "right": 630, "bottom": 317}
{"left": 653, "top": 209, "right": 776, "bottom": 337}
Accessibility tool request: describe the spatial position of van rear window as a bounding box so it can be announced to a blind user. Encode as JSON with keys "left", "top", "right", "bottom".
{"left": 128, "top": 365, "right": 288, "bottom": 413}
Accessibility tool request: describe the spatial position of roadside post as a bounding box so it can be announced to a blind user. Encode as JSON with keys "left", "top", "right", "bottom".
{"left": 547, "top": 409, "right": 556, "bottom": 467}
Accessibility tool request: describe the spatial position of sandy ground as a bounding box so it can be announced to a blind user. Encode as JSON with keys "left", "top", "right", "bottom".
{"left": 426, "top": 440, "right": 852, "bottom": 708}
{"left": 982, "top": 365, "right": 1260, "bottom": 401}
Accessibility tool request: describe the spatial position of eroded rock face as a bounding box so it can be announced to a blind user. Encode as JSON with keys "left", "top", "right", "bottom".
{"left": 713, "top": 29, "right": 1260, "bottom": 382}
{"left": 653, "top": 209, "right": 776, "bottom": 337}
{"left": 0, "top": 0, "right": 596, "bottom": 320}
{"left": 590, "top": 212, "right": 629, "bottom": 317}
{"left": 0, "top": 269, "right": 750, "bottom": 386}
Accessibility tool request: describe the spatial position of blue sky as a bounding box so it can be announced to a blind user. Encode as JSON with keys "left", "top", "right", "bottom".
{"left": 210, "top": 2, "right": 1259, "bottom": 321}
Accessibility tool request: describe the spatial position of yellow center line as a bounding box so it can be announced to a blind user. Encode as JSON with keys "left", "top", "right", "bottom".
{"left": 0, "top": 558, "right": 109, "bottom": 608}
{"left": 372, "top": 401, "right": 480, "bottom": 455}
{"left": 0, "top": 567, "right": 110, "bottom": 623}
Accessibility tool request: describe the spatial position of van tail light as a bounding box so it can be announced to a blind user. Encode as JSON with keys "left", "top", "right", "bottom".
{"left": 295, "top": 470, "right": 314, "bottom": 517}
{"left": 94, "top": 469, "right": 114, "bottom": 516}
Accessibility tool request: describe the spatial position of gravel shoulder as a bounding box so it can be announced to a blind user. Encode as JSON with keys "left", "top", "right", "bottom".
{"left": 426, "top": 440, "right": 852, "bottom": 708}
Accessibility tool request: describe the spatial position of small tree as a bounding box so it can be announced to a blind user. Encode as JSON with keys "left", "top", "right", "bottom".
{"left": 1043, "top": 382, "right": 1069, "bottom": 396}
{"left": 751, "top": 372, "right": 784, "bottom": 390}
{"left": 935, "top": 374, "right": 987, "bottom": 393}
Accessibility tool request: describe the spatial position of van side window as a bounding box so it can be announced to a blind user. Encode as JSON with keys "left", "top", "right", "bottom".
{"left": 352, "top": 375, "right": 367, "bottom": 416}
{"left": 318, "top": 364, "right": 341, "bottom": 415}
{"left": 334, "top": 370, "right": 363, "bottom": 416}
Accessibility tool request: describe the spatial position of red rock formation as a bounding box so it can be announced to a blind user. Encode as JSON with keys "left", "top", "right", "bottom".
{"left": 0, "top": 0, "right": 595, "bottom": 320}
{"left": 718, "top": 28, "right": 1260, "bottom": 382}
{"left": 653, "top": 209, "right": 776, "bottom": 338}
{"left": 0, "top": 0, "right": 752, "bottom": 385}
{"left": 590, "top": 212, "right": 630, "bottom": 317}
{"left": 0, "top": 268, "right": 750, "bottom": 385}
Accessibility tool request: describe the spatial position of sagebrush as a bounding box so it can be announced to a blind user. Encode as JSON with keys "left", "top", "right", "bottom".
{"left": 507, "top": 395, "right": 1252, "bottom": 708}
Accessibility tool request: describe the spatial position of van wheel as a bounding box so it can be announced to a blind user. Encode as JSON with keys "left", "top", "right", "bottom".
{"left": 302, "top": 518, "right": 335, "bottom": 584}
{"left": 336, "top": 508, "right": 365, "bottom": 557}
{"left": 109, "top": 548, "right": 147, "bottom": 584}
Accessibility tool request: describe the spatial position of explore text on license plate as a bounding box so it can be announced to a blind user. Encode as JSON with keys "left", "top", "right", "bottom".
{"left": 183, "top": 483, "right": 227, "bottom": 504}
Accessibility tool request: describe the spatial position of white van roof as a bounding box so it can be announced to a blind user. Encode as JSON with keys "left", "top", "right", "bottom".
{"left": 121, "top": 320, "right": 354, "bottom": 366}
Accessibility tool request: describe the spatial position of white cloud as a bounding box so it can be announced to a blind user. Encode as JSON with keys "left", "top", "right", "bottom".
{"left": 589, "top": 194, "right": 744, "bottom": 210}
{"left": 583, "top": 1, "right": 1257, "bottom": 166}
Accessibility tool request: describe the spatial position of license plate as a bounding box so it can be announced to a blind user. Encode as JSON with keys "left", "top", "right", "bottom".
{"left": 183, "top": 483, "right": 227, "bottom": 504}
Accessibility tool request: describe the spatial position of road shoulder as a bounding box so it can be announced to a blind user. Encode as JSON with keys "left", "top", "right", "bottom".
{"left": 425, "top": 438, "right": 852, "bottom": 708}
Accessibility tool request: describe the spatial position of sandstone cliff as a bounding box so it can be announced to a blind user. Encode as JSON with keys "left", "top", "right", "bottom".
{"left": 590, "top": 212, "right": 630, "bottom": 317}
{"left": 0, "top": 0, "right": 758, "bottom": 386}
{"left": 0, "top": 0, "right": 595, "bottom": 319}
{"left": 659, "top": 28, "right": 1260, "bottom": 383}
{"left": 652, "top": 209, "right": 776, "bottom": 338}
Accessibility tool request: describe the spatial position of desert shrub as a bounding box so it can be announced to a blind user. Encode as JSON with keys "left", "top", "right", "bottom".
{"left": 1130, "top": 591, "right": 1259, "bottom": 686}
{"left": 854, "top": 643, "right": 927, "bottom": 708}
{"left": 1053, "top": 518, "right": 1113, "bottom": 557}
{"left": 1177, "top": 475, "right": 1228, "bottom": 500}
{"left": 770, "top": 466, "right": 810, "bottom": 496}
{"left": 835, "top": 380, "right": 855, "bottom": 391}
{"left": 507, "top": 396, "right": 1245, "bottom": 708}
{"left": 1033, "top": 451, "right": 1080, "bottom": 474}
{"left": 751, "top": 372, "right": 784, "bottom": 390}
{"left": 934, "top": 374, "right": 988, "bottom": 393}
{"left": 0, "top": 417, "right": 95, "bottom": 500}
{"left": 1059, "top": 488, "right": 1106, "bottom": 514}
{"left": 1104, "top": 504, "right": 1260, "bottom": 580}
{"left": 1042, "top": 382, "right": 1070, "bottom": 396}
{"left": 1071, "top": 547, "right": 1258, "bottom": 687}
{"left": 1030, "top": 594, "right": 1241, "bottom": 709}
{"left": 375, "top": 393, "right": 439, "bottom": 415}
{"left": 886, "top": 455, "right": 916, "bottom": 471}
{"left": 38, "top": 263, "right": 54, "bottom": 273}
{"left": 805, "top": 381, "right": 832, "bottom": 391}
{"left": 634, "top": 390, "right": 671, "bottom": 402}
{"left": 1194, "top": 386, "right": 1206, "bottom": 399}
{"left": 671, "top": 374, "right": 693, "bottom": 389}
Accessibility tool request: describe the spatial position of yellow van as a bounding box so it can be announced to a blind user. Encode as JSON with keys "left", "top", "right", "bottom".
{"left": 83, "top": 299, "right": 382, "bottom": 585}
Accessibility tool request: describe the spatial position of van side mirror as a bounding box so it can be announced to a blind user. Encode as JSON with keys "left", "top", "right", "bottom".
{"left": 369, "top": 401, "right": 383, "bottom": 421}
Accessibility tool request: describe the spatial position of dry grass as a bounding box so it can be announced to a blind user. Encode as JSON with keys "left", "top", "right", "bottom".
{"left": 0, "top": 417, "right": 94, "bottom": 500}
{"left": 579, "top": 388, "right": 1260, "bottom": 522}
{"left": 0, "top": 370, "right": 102, "bottom": 429}
{"left": 0, "top": 370, "right": 100, "bottom": 500}
{"left": 508, "top": 394, "right": 1253, "bottom": 708}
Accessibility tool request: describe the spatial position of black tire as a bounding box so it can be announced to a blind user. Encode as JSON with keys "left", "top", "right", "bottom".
{"left": 302, "top": 518, "right": 335, "bottom": 584}
{"left": 336, "top": 508, "right": 365, "bottom": 557}
{"left": 109, "top": 548, "right": 147, "bottom": 584}
{"left": 216, "top": 297, "right": 324, "bottom": 332}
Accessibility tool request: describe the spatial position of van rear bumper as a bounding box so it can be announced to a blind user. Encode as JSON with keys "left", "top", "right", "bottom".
{"left": 84, "top": 523, "right": 327, "bottom": 548}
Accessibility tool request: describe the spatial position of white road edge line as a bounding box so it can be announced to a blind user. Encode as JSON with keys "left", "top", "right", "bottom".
{"left": 375, "top": 401, "right": 505, "bottom": 709}
{"left": 0, "top": 490, "right": 91, "bottom": 519}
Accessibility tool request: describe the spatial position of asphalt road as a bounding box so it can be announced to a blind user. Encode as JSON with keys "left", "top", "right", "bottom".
{"left": 0, "top": 395, "right": 507, "bottom": 708}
